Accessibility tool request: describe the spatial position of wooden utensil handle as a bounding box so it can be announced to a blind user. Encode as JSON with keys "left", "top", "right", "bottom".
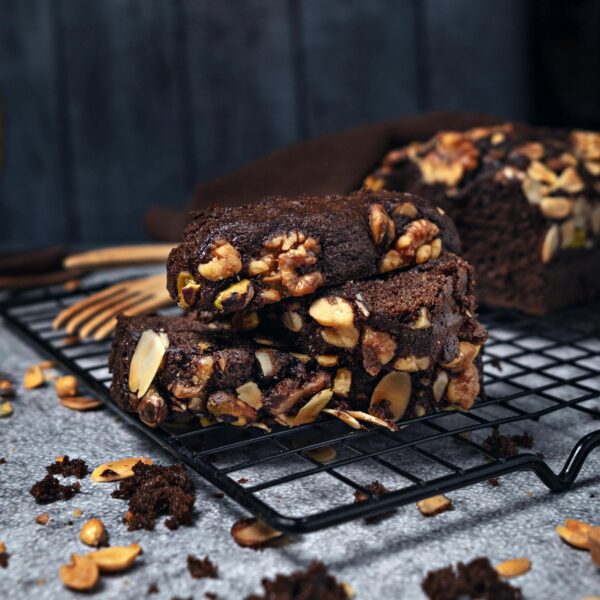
{"left": 63, "top": 245, "right": 174, "bottom": 270}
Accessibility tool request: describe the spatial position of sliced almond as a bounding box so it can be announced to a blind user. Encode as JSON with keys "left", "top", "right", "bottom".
{"left": 59, "top": 555, "right": 99, "bottom": 592}
{"left": 230, "top": 518, "right": 282, "bottom": 549}
{"left": 332, "top": 368, "right": 352, "bottom": 397}
{"left": 316, "top": 354, "right": 339, "bottom": 367}
{"left": 541, "top": 224, "right": 559, "bottom": 264}
{"left": 60, "top": 396, "right": 103, "bottom": 411}
{"left": 309, "top": 297, "right": 355, "bottom": 328}
{"left": 432, "top": 371, "right": 449, "bottom": 402}
{"left": 321, "top": 325, "right": 360, "bottom": 349}
{"left": 282, "top": 311, "right": 303, "bottom": 332}
{"left": 323, "top": 409, "right": 364, "bottom": 430}
{"left": 255, "top": 350, "right": 274, "bottom": 378}
{"left": 290, "top": 352, "right": 311, "bottom": 364}
{"left": 304, "top": 446, "right": 337, "bottom": 463}
{"left": 87, "top": 544, "right": 141, "bottom": 573}
{"left": 393, "top": 355, "right": 430, "bottom": 372}
{"left": 495, "top": 557, "right": 531, "bottom": 578}
{"left": 0, "top": 401, "right": 13, "bottom": 418}
{"left": 417, "top": 494, "right": 452, "bottom": 516}
{"left": 236, "top": 381, "right": 263, "bottom": 410}
{"left": 80, "top": 518, "right": 108, "bottom": 547}
{"left": 128, "top": 330, "right": 169, "bottom": 399}
{"left": 91, "top": 457, "right": 152, "bottom": 482}
{"left": 345, "top": 410, "right": 397, "bottom": 432}
{"left": 556, "top": 525, "right": 589, "bottom": 549}
{"left": 540, "top": 197, "right": 573, "bottom": 220}
{"left": 23, "top": 365, "right": 45, "bottom": 389}
{"left": 369, "top": 371, "right": 411, "bottom": 422}
{"left": 565, "top": 518, "right": 593, "bottom": 537}
{"left": 293, "top": 389, "right": 333, "bottom": 425}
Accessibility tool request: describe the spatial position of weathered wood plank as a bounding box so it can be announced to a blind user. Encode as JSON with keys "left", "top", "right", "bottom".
{"left": 58, "top": 0, "right": 188, "bottom": 243}
{"left": 298, "top": 0, "right": 420, "bottom": 137}
{"left": 181, "top": 0, "right": 299, "bottom": 181}
{"left": 0, "top": 0, "right": 67, "bottom": 248}
{"left": 422, "top": 0, "right": 532, "bottom": 120}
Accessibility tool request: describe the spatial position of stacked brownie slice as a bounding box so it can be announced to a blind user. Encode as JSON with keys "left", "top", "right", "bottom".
{"left": 365, "top": 124, "right": 600, "bottom": 314}
{"left": 110, "top": 189, "right": 487, "bottom": 431}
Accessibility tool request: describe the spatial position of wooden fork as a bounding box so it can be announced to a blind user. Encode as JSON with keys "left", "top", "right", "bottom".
{"left": 52, "top": 273, "right": 174, "bottom": 341}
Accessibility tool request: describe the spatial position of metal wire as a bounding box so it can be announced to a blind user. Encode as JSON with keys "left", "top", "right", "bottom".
{"left": 2, "top": 280, "right": 599, "bottom": 533}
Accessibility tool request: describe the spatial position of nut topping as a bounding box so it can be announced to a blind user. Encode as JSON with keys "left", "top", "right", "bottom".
{"left": 293, "top": 389, "right": 333, "bottom": 425}
{"left": 176, "top": 271, "right": 201, "bottom": 308}
{"left": 198, "top": 239, "right": 242, "bottom": 281}
{"left": 417, "top": 494, "right": 453, "bottom": 516}
{"left": 321, "top": 325, "right": 360, "bottom": 349}
{"left": 137, "top": 385, "right": 168, "bottom": 426}
{"left": 393, "top": 355, "right": 430, "bottom": 372}
{"left": 540, "top": 197, "right": 573, "bottom": 219}
{"left": 87, "top": 544, "right": 142, "bottom": 573}
{"left": 207, "top": 391, "right": 258, "bottom": 426}
{"left": 236, "top": 381, "right": 263, "bottom": 410}
{"left": 323, "top": 408, "right": 363, "bottom": 429}
{"left": 60, "top": 396, "right": 104, "bottom": 411}
{"left": 446, "top": 363, "right": 480, "bottom": 410}
{"left": 80, "top": 518, "right": 108, "bottom": 547}
{"left": 23, "top": 365, "right": 45, "bottom": 389}
{"left": 541, "top": 224, "right": 559, "bottom": 263}
{"left": 495, "top": 558, "right": 531, "bottom": 578}
{"left": 91, "top": 457, "right": 152, "bottom": 483}
{"left": 59, "top": 555, "right": 99, "bottom": 592}
{"left": 369, "top": 203, "right": 395, "bottom": 248}
{"left": 255, "top": 349, "right": 274, "bottom": 378}
{"left": 55, "top": 375, "right": 78, "bottom": 398}
{"left": 332, "top": 368, "right": 352, "bottom": 397}
{"left": 282, "top": 310, "right": 303, "bottom": 332}
{"left": 309, "top": 297, "right": 355, "bottom": 328}
{"left": 361, "top": 327, "right": 397, "bottom": 376}
{"left": 570, "top": 130, "right": 600, "bottom": 160}
{"left": 128, "top": 330, "right": 169, "bottom": 399}
{"left": 432, "top": 371, "right": 449, "bottom": 403}
{"left": 392, "top": 201, "right": 418, "bottom": 219}
{"left": 345, "top": 410, "right": 397, "bottom": 432}
{"left": 231, "top": 518, "right": 283, "bottom": 548}
{"left": 214, "top": 279, "right": 254, "bottom": 312}
{"left": 412, "top": 307, "right": 432, "bottom": 329}
{"left": 369, "top": 371, "right": 411, "bottom": 422}
{"left": 316, "top": 354, "right": 339, "bottom": 367}
{"left": 0, "top": 401, "right": 13, "bottom": 418}
{"left": 441, "top": 341, "right": 480, "bottom": 372}
{"left": 395, "top": 219, "right": 440, "bottom": 265}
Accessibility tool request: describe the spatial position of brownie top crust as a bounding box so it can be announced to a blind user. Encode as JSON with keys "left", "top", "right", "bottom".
{"left": 167, "top": 189, "right": 461, "bottom": 314}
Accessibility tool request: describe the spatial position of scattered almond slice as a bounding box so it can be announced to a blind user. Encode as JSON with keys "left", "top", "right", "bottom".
{"left": 91, "top": 457, "right": 152, "bottom": 482}
{"left": 417, "top": 494, "right": 453, "bottom": 516}
{"left": 231, "top": 518, "right": 283, "bottom": 549}
{"left": 588, "top": 526, "right": 600, "bottom": 567}
{"left": 87, "top": 544, "right": 141, "bottom": 573}
{"left": 0, "top": 401, "right": 13, "bottom": 418}
{"left": 565, "top": 518, "right": 593, "bottom": 537}
{"left": 556, "top": 525, "right": 589, "bottom": 549}
{"left": 59, "top": 396, "right": 104, "bottom": 411}
{"left": 55, "top": 375, "right": 78, "bottom": 398}
{"left": 0, "top": 380, "right": 15, "bottom": 398}
{"left": 80, "top": 518, "right": 107, "bottom": 547}
{"left": 23, "top": 365, "right": 45, "bottom": 389}
{"left": 495, "top": 557, "right": 531, "bottom": 578}
{"left": 35, "top": 513, "right": 49, "bottom": 526}
{"left": 304, "top": 446, "right": 337, "bottom": 463}
{"left": 59, "top": 554, "right": 99, "bottom": 592}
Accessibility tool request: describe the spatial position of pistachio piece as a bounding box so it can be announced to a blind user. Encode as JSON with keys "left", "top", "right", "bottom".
{"left": 128, "top": 329, "right": 169, "bottom": 399}
{"left": 214, "top": 279, "right": 254, "bottom": 312}
{"left": 177, "top": 271, "right": 201, "bottom": 308}
{"left": 369, "top": 371, "right": 411, "bottom": 422}
{"left": 87, "top": 544, "right": 142, "bottom": 573}
{"left": 80, "top": 518, "right": 108, "bottom": 547}
{"left": 91, "top": 457, "right": 152, "bottom": 483}
{"left": 59, "top": 555, "right": 99, "bottom": 592}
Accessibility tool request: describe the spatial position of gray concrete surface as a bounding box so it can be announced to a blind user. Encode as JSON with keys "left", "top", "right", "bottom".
{"left": 1, "top": 289, "right": 599, "bottom": 599}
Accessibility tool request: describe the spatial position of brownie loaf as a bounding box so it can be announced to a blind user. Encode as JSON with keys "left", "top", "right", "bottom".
{"left": 365, "top": 124, "right": 600, "bottom": 314}
{"left": 167, "top": 189, "right": 461, "bottom": 314}
{"left": 110, "top": 258, "right": 486, "bottom": 430}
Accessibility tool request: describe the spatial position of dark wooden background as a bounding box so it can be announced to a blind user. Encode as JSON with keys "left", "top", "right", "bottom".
{"left": 0, "top": 0, "right": 598, "bottom": 249}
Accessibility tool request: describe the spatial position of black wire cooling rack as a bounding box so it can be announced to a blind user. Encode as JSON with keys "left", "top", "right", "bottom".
{"left": 1, "top": 280, "right": 599, "bottom": 534}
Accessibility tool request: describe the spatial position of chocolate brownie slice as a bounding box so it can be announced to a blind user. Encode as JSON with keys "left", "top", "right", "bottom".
{"left": 167, "top": 189, "right": 460, "bottom": 314}
{"left": 365, "top": 124, "right": 600, "bottom": 314}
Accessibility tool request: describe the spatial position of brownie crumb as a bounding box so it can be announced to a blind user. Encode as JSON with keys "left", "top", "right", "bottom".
{"left": 237, "top": 477, "right": 249, "bottom": 484}
{"left": 511, "top": 432, "right": 534, "bottom": 449}
{"left": 147, "top": 583, "right": 159, "bottom": 594}
{"left": 246, "top": 561, "right": 349, "bottom": 600}
{"left": 490, "top": 357, "right": 503, "bottom": 371}
{"left": 187, "top": 554, "right": 219, "bottom": 579}
{"left": 112, "top": 462, "right": 195, "bottom": 531}
{"left": 46, "top": 456, "right": 88, "bottom": 479}
{"left": 422, "top": 557, "right": 522, "bottom": 600}
{"left": 483, "top": 430, "right": 534, "bottom": 458}
{"left": 0, "top": 547, "right": 8, "bottom": 569}
{"left": 213, "top": 492, "right": 225, "bottom": 499}
{"left": 0, "top": 458, "right": 6, "bottom": 465}
{"left": 488, "top": 478, "right": 501, "bottom": 488}
{"left": 205, "top": 593, "right": 218, "bottom": 600}
{"left": 354, "top": 481, "right": 395, "bottom": 524}
{"left": 101, "top": 468, "right": 118, "bottom": 478}
{"left": 29, "top": 474, "right": 81, "bottom": 504}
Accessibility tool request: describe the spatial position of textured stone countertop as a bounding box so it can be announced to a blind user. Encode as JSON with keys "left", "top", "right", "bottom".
{"left": 0, "top": 273, "right": 599, "bottom": 600}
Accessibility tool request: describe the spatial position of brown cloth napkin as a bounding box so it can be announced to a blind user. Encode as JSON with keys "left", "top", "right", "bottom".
{"left": 144, "top": 111, "right": 500, "bottom": 242}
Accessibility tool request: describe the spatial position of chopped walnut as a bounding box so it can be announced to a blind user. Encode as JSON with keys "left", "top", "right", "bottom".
{"left": 446, "top": 363, "right": 480, "bottom": 410}
{"left": 361, "top": 327, "right": 397, "bottom": 376}
{"left": 198, "top": 240, "right": 242, "bottom": 281}
{"left": 570, "top": 130, "right": 600, "bottom": 161}
{"left": 394, "top": 219, "right": 440, "bottom": 263}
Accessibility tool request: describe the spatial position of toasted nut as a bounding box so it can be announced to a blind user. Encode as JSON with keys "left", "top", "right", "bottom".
{"left": 541, "top": 224, "right": 560, "bottom": 263}
{"left": 138, "top": 386, "right": 168, "bottom": 426}
{"left": 0, "top": 380, "right": 15, "bottom": 398}
{"left": 316, "top": 354, "right": 339, "bottom": 367}
{"left": 589, "top": 526, "right": 600, "bottom": 567}
{"left": 214, "top": 279, "right": 254, "bottom": 312}
{"left": 293, "top": 389, "right": 333, "bottom": 425}
{"left": 207, "top": 391, "right": 258, "bottom": 426}
{"left": 38, "top": 360, "right": 56, "bottom": 370}
{"left": 565, "top": 518, "right": 593, "bottom": 537}
{"left": 393, "top": 355, "right": 430, "bottom": 372}
{"left": 540, "top": 197, "right": 573, "bottom": 220}
{"left": 260, "top": 288, "right": 282, "bottom": 304}
{"left": 345, "top": 410, "right": 397, "bottom": 432}
{"left": 431, "top": 238, "right": 442, "bottom": 259}
{"left": 441, "top": 342, "right": 480, "bottom": 372}
{"left": 362, "top": 327, "right": 397, "bottom": 376}
{"left": 553, "top": 166, "right": 584, "bottom": 193}
{"left": 54, "top": 375, "right": 78, "bottom": 398}
{"left": 321, "top": 325, "right": 360, "bottom": 349}
{"left": 87, "top": 544, "right": 141, "bottom": 573}
{"left": 59, "top": 555, "right": 99, "bottom": 592}
{"left": 128, "top": 329, "right": 169, "bottom": 399}
{"left": 35, "top": 513, "right": 49, "bottom": 525}
{"left": 255, "top": 349, "right": 274, "bottom": 377}
{"left": 412, "top": 307, "right": 431, "bottom": 329}
{"left": 495, "top": 558, "right": 531, "bottom": 578}
{"left": 176, "top": 271, "right": 201, "bottom": 308}
{"left": 60, "top": 396, "right": 103, "bottom": 411}
{"left": 304, "top": 445, "right": 337, "bottom": 463}
{"left": 528, "top": 160, "right": 557, "bottom": 185}
{"left": 80, "top": 518, "right": 108, "bottom": 547}
{"left": 282, "top": 310, "right": 303, "bottom": 332}
{"left": 446, "top": 363, "right": 480, "bottom": 410}
{"left": 370, "top": 372, "right": 411, "bottom": 422}
{"left": 236, "top": 381, "right": 263, "bottom": 410}
{"left": 392, "top": 202, "right": 418, "bottom": 219}
{"left": 432, "top": 371, "right": 449, "bottom": 402}
{"left": 395, "top": 219, "right": 440, "bottom": 262}
{"left": 417, "top": 494, "right": 452, "bottom": 516}
{"left": 290, "top": 352, "right": 311, "bottom": 364}
{"left": 231, "top": 518, "right": 283, "bottom": 548}
{"left": 24, "top": 365, "right": 45, "bottom": 389}
{"left": 323, "top": 408, "right": 363, "bottom": 429}
{"left": 198, "top": 240, "right": 242, "bottom": 281}
{"left": 380, "top": 249, "right": 404, "bottom": 272}
{"left": 333, "top": 368, "right": 352, "bottom": 397}
{"left": 253, "top": 336, "right": 274, "bottom": 346}
{"left": 415, "top": 244, "right": 432, "bottom": 264}
{"left": 0, "top": 401, "right": 13, "bottom": 418}
{"left": 91, "top": 457, "right": 152, "bottom": 482}
{"left": 309, "top": 297, "right": 355, "bottom": 328}
{"left": 354, "top": 293, "right": 370, "bottom": 317}
{"left": 248, "top": 259, "right": 270, "bottom": 276}
{"left": 585, "top": 160, "right": 600, "bottom": 176}
{"left": 369, "top": 203, "right": 395, "bottom": 248}
{"left": 556, "top": 525, "right": 589, "bottom": 549}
